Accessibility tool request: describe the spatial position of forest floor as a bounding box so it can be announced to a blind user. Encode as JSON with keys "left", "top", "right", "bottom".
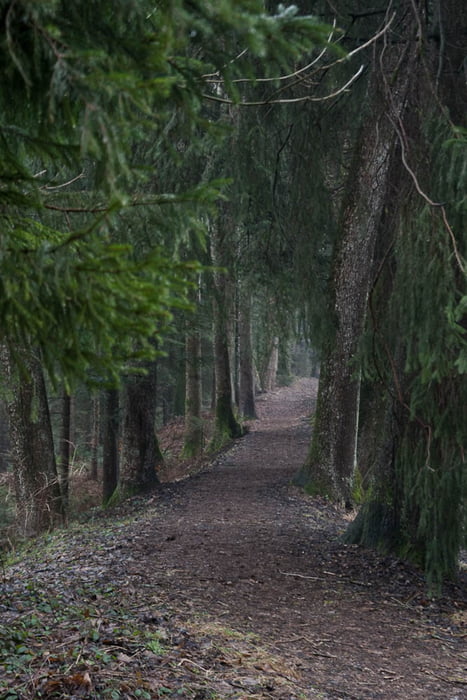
{"left": 1, "top": 377, "right": 466, "bottom": 699}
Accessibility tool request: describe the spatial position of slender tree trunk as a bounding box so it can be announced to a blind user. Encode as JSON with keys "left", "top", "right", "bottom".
{"left": 295, "top": 10, "right": 418, "bottom": 504}
{"left": 262, "top": 336, "right": 279, "bottom": 393}
{"left": 119, "top": 362, "right": 162, "bottom": 494}
{"left": 59, "top": 390, "right": 71, "bottom": 509}
{"left": 210, "top": 208, "right": 242, "bottom": 443}
{"left": 183, "top": 319, "right": 204, "bottom": 456}
{"left": 102, "top": 388, "right": 119, "bottom": 504}
{"left": 90, "top": 394, "right": 100, "bottom": 481}
{"left": 0, "top": 403, "right": 10, "bottom": 473}
{"left": 238, "top": 292, "right": 257, "bottom": 419}
{"left": 2, "top": 347, "right": 64, "bottom": 535}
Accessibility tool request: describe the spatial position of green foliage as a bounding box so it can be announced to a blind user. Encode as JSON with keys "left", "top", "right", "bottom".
{"left": 1, "top": 220, "right": 199, "bottom": 388}
{"left": 0, "top": 0, "right": 334, "bottom": 391}
{"left": 358, "top": 117, "right": 467, "bottom": 588}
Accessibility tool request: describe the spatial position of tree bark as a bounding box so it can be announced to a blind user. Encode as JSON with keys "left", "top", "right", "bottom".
{"left": 238, "top": 291, "right": 257, "bottom": 419}
{"left": 0, "top": 402, "right": 10, "bottom": 473}
{"left": 344, "top": 0, "right": 467, "bottom": 584}
{"left": 102, "top": 387, "right": 119, "bottom": 504}
{"left": 262, "top": 336, "right": 279, "bottom": 393}
{"left": 2, "top": 347, "right": 64, "bottom": 535}
{"left": 59, "top": 390, "right": 72, "bottom": 509}
{"left": 90, "top": 393, "right": 100, "bottom": 481}
{"left": 295, "top": 7, "right": 419, "bottom": 504}
{"left": 183, "top": 319, "right": 204, "bottom": 456}
{"left": 210, "top": 207, "right": 243, "bottom": 443}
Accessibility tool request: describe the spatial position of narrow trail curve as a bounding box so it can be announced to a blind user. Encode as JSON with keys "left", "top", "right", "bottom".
{"left": 121, "top": 378, "right": 465, "bottom": 700}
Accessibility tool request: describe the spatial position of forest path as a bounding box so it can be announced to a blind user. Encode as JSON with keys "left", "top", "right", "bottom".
{"left": 124, "top": 378, "right": 466, "bottom": 699}
{"left": 2, "top": 379, "right": 466, "bottom": 699}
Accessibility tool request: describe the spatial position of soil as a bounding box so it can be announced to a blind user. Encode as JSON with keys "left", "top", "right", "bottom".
{"left": 1, "top": 377, "right": 466, "bottom": 699}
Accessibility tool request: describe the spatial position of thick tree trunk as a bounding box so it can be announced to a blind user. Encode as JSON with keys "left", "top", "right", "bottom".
{"left": 2, "top": 347, "right": 64, "bottom": 535}
{"left": 102, "top": 387, "right": 119, "bottom": 504}
{"left": 238, "top": 292, "right": 257, "bottom": 419}
{"left": 344, "top": 0, "right": 467, "bottom": 584}
{"left": 120, "top": 363, "right": 162, "bottom": 494}
{"left": 295, "top": 9, "right": 419, "bottom": 504}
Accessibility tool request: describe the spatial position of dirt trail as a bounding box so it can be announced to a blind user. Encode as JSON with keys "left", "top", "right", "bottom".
{"left": 127, "top": 378, "right": 466, "bottom": 699}
{"left": 2, "top": 378, "right": 466, "bottom": 699}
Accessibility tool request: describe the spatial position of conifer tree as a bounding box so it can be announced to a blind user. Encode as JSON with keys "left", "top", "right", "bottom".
{"left": 293, "top": 0, "right": 466, "bottom": 587}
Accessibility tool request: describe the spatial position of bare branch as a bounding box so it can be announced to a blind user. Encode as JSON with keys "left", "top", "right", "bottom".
{"left": 43, "top": 172, "right": 85, "bottom": 191}
{"left": 388, "top": 114, "right": 466, "bottom": 275}
{"left": 202, "top": 64, "right": 364, "bottom": 106}
{"left": 204, "top": 20, "right": 338, "bottom": 86}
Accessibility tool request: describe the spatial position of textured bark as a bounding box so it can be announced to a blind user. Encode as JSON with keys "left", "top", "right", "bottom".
{"left": 120, "top": 363, "right": 162, "bottom": 494}
{"left": 3, "top": 347, "right": 64, "bottom": 535}
{"left": 346, "top": 0, "right": 467, "bottom": 579}
{"left": 102, "top": 388, "right": 119, "bottom": 504}
{"left": 296, "top": 6, "right": 419, "bottom": 503}
{"left": 0, "top": 403, "right": 10, "bottom": 472}
{"left": 238, "top": 293, "right": 257, "bottom": 419}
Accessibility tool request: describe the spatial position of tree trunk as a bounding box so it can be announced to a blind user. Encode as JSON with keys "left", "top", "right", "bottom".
{"left": 238, "top": 292, "right": 257, "bottom": 419}
{"left": 295, "top": 9, "right": 419, "bottom": 504}
{"left": 119, "top": 363, "right": 162, "bottom": 494}
{"left": 0, "top": 402, "right": 10, "bottom": 473}
{"left": 2, "top": 347, "right": 64, "bottom": 535}
{"left": 183, "top": 320, "right": 204, "bottom": 457}
{"left": 59, "top": 390, "right": 72, "bottom": 510}
{"left": 344, "top": 0, "right": 467, "bottom": 586}
{"left": 102, "top": 387, "right": 119, "bottom": 504}
{"left": 210, "top": 208, "right": 243, "bottom": 443}
{"left": 90, "top": 393, "right": 100, "bottom": 481}
{"left": 262, "top": 336, "right": 279, "bottom": 393}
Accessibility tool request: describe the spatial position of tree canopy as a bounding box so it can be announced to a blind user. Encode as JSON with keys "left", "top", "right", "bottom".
{"left": 0, "top": 0, "right": 332, "bottom": 387}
